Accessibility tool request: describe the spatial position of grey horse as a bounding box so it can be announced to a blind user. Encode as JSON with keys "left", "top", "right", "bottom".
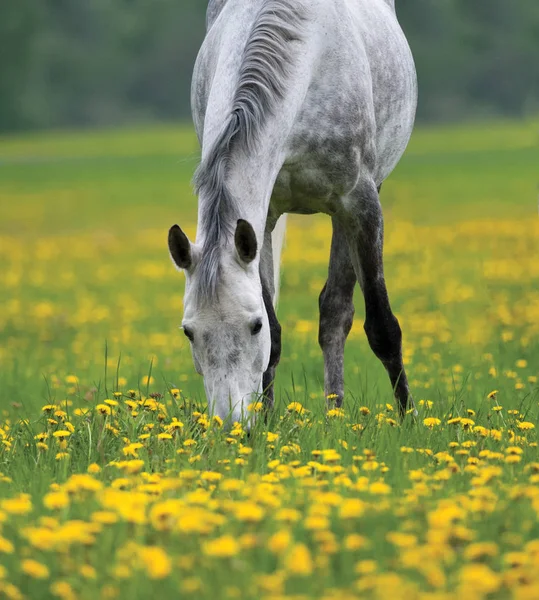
{"left": 168, "top": 0, "right": 417, "bottom": 423}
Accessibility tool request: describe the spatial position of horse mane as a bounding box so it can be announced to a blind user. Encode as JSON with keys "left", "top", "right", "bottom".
{"left": 194, "top": 0, "right": 304, "bottom": 301}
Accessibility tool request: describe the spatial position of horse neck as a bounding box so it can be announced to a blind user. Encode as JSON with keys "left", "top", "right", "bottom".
{"left": 195, "top": 0, "right": 312, "bottom": 247}
{"left": 196, "top": 83, "right": 306, "bottom": 250}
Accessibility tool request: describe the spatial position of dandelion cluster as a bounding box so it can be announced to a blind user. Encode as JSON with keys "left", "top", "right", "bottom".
{"left": 0, "top": 122, "right": 538, "bottom": 599}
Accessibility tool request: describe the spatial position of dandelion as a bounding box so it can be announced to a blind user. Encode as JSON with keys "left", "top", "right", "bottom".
{"left": 139, "top": 546, "right": 171, "bottom": 579}
{"left": 286, "top": 543, "right": 313, "bottom": 576}
{"left": 518, "top": 422, "right": 535, "bottom": 430}
{"left": 234, "top": 502, "right": 264, "bottom": 523}
{"left": 369, "top": 481, "right": 391, "bottom": 495}
{"left": 212, "top": 415, "right": 224, "bottom": 427}
{"left": 339, "top": 499, "right": 365, "bottom": 519}
{"left": 21, "top": 559, "right": 49, "bottom": 579}
{"left": 327, "top": 408, "right": 345, "bottom": 418}
{"left": 96, "top": 404, "right": 112, "bottom": 416}
{"left": 423, "top": 417, "right": 441, "bottom": 428}
{"left": 344, "top": 534, "right": 369, "bottom": 551}
{"left": 0, "top": 536, "right": 14, "bottom": 554}
{"left": 79, "top": 564, "right": 97, "bottom": 580}
{"left": 203, "top": 535, "right": 240, "bottom": 558}
{"left": 355, "top": 560, "right": 377, "bottom": 575}
{"left": 459, "top": 564, "right": 500, "bottom": 594}
{"left": 287, "top": 402, "right": 306, "bottom": 415}
{"left": 1, "top": 494, "right": 32, "bottom": 515}
{"left": 43, "top": 492, "right": 69, "bottom": 511}
{"left": 464, "top": 542, "right": 499, "bottom": 561}
{"left": 121, "top": 443, "right": 141, "bottom": 458}
{"left": 268, "top": 530, "right": 292, "bottom": 554}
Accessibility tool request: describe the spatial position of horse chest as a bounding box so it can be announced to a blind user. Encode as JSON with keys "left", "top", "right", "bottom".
{"left": 271, "top": 140, "right": 362, "bottom": 216}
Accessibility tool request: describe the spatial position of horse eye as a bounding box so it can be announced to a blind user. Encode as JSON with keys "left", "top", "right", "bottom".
{"left": 183, "top": 327, "right": 194, "bottom": 342}
{"left": 251, "top": 320, "right": 263, "bottom": 336}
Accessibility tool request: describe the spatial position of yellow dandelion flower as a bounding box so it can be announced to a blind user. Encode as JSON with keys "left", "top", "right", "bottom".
{"left": 50, "top": 581, "right": 76, "bottom": 600}
{"left": 234, "top": 501, "right": 264, "bottom": 523}
{"left": 362, "top": 460, "right": 379, "bottom": 472}
{"left": 517, "top": 421, "right": 535, "bottom": 430}
{"left": 344, "top": 534, "right": 369, "bottom": 551}
{"left": 0, "top": 536, "right": 14, "bottom": 554}
{"left": 304, "top": 515, "right": 330, "bottom": 531}
{"left": 1, "top": 494, "right": 32, "bottom": 515}
{"left": 96, "top": 404, "right": 112, "bottom": 416}
{"left": 139, "top": 546, "right": 171, "bottom": 579}
{"left": 423, "top": 418, "right": 441, "bottom": 428}
{"left": 487, "top": 390, "right": 499, "bottom": 400}
{"left": 21, "top": 559, "right": 49, "bottom": 579}
{"left": 43, "top": 491, "right": 69, "bottom": 511}
{"left": 287, "top": 402, "right": 306, "bottom": 415}
{"left": 268, "top": 530, "right": 292, "bottom": 554}
{"left": 286, "top": 543, "right": 313, "bottom": 576}
{"left": 464, "top": 542, "right": 499, "bottom": 561}
{"left": 459, "top": 564, "right": 500, "bottom": 594}
{"left": 339, "top": 498, "right": 365, "bottom": 519}
{"left": 327, "top": 408, "right": 345, "bottom": 418}
{"left": 203, "top": 535, "right": 240, "bottom": 558}
{"left": 79, "top": 564, "right": 97, "bottom": 580}
{"left": 355, "top": 560, "right": 377, "bottom": 575}
{"left": 369, "top": 481, "right": 391, "bottom": 495}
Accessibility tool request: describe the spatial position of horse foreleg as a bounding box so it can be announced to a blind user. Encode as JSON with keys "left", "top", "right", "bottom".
{"left": 318, "top": 218, "right": 356, "bottom": 408}
{"left": 260, "top": 228, "right": 282, "bottom": 409}
{"left": 339, "top": 180, "right": 412, "bottom": 418}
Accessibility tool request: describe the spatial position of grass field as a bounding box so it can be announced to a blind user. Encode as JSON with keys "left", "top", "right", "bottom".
{"left": 0, "top": 118, "right": 538, "bottom": 599}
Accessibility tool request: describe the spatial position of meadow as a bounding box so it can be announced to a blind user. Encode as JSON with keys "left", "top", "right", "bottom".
{"left": 0, "top": 118, "right": 538, "bottom": 599}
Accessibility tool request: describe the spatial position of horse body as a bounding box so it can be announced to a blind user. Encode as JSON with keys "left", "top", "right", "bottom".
{"left": 169, "top": 0, "right": 417, "bottom": 423}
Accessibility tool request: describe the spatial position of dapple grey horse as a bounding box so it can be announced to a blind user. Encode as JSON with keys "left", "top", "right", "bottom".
{"left": 168, "top": 0, "right": 417, "bottom": 423}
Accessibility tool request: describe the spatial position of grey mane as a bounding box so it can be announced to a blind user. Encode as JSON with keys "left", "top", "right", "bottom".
{"left": 194, "top": 0, "right": 304, "bottom": 300}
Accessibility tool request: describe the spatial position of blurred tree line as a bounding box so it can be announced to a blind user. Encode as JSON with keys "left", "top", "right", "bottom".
{"left": 1, "top": 0, "right": 538, "bottom": 132}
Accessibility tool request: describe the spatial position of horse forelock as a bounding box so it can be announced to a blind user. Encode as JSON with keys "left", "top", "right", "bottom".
{"left": 194, "top": 0, "right": 305, "bottom": 303}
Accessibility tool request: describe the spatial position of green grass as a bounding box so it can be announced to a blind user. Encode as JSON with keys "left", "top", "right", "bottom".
{"left": 0, "top": 118, "right": 538, "bottom": 599}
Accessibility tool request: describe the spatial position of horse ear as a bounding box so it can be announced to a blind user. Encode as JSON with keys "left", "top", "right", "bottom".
{"left": 168, "top": 225, "right": 193, "bottom": 271}
{"left": 235, "top": 219, "right": 257, "bottom": 264}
